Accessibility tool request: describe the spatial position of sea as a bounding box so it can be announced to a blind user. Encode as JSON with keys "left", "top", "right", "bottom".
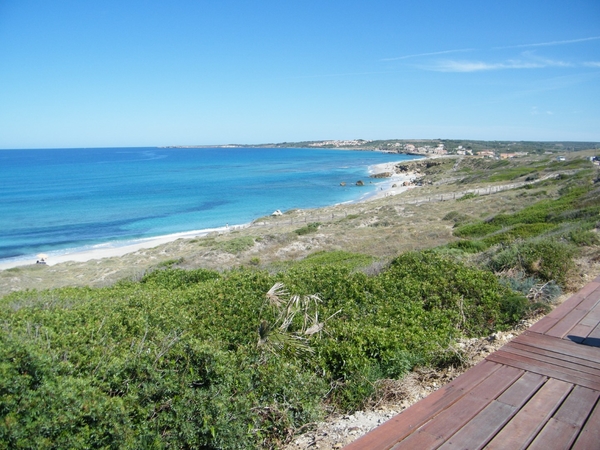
{"left": 0, "top": 147, "right": 418, "bottom": 265}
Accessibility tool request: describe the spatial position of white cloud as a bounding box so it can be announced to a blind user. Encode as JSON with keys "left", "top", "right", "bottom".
{"left": 530, "top": 106, "right": 553, "bottom": 116}
{"left": 426, "top": 57, "right": 570, "bottom": 72}
{"left": 495, "top": 36, "right": 600, "bottom": 49}
{"left": 584, "top": 61, "right": 600, "bottom": 68}
{"left": 381, "top": 48, "right": 473, "bottom": 62}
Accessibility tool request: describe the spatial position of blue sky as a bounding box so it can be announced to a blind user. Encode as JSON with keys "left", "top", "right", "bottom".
{"left": 1, "top": 0, "right": 599, "bottom": 148}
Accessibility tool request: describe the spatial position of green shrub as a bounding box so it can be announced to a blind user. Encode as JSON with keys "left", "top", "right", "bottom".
{"left": 487, "top": 167, "right": 539, "bottom": 181}
{"left": 216, "top": 236, "right": 256, "bottom": 253}
{"left": 499, "top": 272, "right": 562, "bottom": 304}
{"left": 489, "top": 239, "right": 576, "bottom": 286}
{"left": 457, "top": 192, "right": 478, "bottom": 201}
{"left": 155, "top": 257, "right": 184, "bottom": 268}
{"left": 454, "top": 222, "right": 502, "bottom": 238}
{"left": 0, "top": 250, "right": 535, "bottom": 446}
{"left": 569, "top": 230, "right": 600, "bottom": 246}
{"left": 447, "top": 240, "right": 491, "bottom": 253}
{"left": 294, "top": 222, "right": 321, "bottom": 235}
{"left": 141, "top": 267, "right": 220, "bottom": 289}
{"left": 481, "top": 223, "right": 558, "bottom": 246}
{"left": 298, "top": 250, "right": 375, "bottom": 270}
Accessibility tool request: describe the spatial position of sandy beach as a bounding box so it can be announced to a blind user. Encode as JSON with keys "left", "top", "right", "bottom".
{"left": 0, "top": 160, "right": 420, "bottom": 271}
{"left": 363, "top": 161, "right": 420, "bottom": 201}
{"left": 0, "top": 226, "right": 247, "bottom": 271}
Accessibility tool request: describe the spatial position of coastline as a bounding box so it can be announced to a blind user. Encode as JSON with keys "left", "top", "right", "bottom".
{"left": 0, "top": 226, "right": 245, "bottom": 271}
{"left": 0, "top": 159, "right": 420, "bottom": 271}
{"left": 360, "top": 161, "right": 420, "bottom": 202}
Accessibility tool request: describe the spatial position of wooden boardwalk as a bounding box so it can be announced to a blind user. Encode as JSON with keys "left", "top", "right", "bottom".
{"left": 345, "top": 275, "right": 600, "bottom": 450}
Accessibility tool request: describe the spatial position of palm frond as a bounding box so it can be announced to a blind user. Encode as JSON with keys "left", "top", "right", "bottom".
{"left": 266, "top": 282, "right": 288, "bottom": 308}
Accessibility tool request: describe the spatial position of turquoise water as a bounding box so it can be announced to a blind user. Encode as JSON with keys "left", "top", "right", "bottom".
{"left": 0, "top": 147, "right": 417, "bottom": 262}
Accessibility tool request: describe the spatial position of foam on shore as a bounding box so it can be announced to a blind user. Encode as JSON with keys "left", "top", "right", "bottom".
{"left": 0, "top": 225, "right": 249, "bottom": 271}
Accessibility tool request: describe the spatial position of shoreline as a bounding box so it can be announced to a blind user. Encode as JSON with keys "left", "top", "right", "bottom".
{"left": 0, "top": 159, "right": 420, "bottom": 271}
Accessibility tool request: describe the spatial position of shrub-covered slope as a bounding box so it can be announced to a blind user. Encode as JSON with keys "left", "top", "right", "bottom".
{"left": 0, "top": 252, "right": 530, "bottom": 449}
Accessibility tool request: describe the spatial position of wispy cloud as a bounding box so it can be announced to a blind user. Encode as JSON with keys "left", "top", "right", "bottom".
{"left": 425, "top": 56, "right": 571, "bottom": 72}
{"left": 584, "top": 61, "right": 600, "bottom": 68}
{"left": 530, "top": 106, "right": 553, "bottom": 116}
{"left": 289, "top": 70, "right": 396, "bottom": 79}
{"left": 495, "top": 36, "right": 600, "bottom": 49}
{"left": 381, "top": 48, "right": 473, "bottom": 62}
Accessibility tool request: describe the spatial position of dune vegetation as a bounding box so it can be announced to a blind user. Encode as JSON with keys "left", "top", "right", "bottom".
{"left": 1, "top": 150, "right": 599, "bottom": 449}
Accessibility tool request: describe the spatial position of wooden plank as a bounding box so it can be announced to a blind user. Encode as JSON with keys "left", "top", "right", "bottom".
{"left": 566, "top": 323, "right": 594, "bottom": 343}
{"left": 545, "top": 287, "right": 590, "bottom": 319}
{"left": 528, "top": 386, "right": 600, "bottom": 449}
{"left": 578, "top": 305, "right": 600, "bottom": 327}
{"left": 485, "top": 378, "right": 572, "bottom": 449}
{"left": 582, "top": 326, "right": 600, "bottom": 347}
{"left": 500, "top": 344, "right": 600, "bottom": 377}
{"left": 389, "top": 430, "right": 437, "bottom": 450}
{"left": 545, "top": 308, "right": 589, "bottom": 338}
{"left": 417, "top": 366, "right": 522, "bottom": 439}
{"left": 572, "top": 399, "right": 600, "bottom": 450}
{"left": 569, "top": 281, "right": 600, "bottom": 304}
{"left": 496, "top": 372, "right": 547, "bottom": 407}
{"left": 542, "top": 282, "right": 600, "bottom": 323}
{"left": 547, "top": 294, "right": 584, "bottom": 318}
{"left": 485, "top": 351, "right": 600, "bottom": 391}
{"left": 514, "top": 331, "right": 600, "bottom": 363}
{"left": 528, "top": 316, "right": 559, "bottom": 334}
{"left": 438, "top": 373, "right": 546, "bottom": 450}
{"left": 389, "top": 366, "right": 523, "bottom": 449}
{"left": 437, "top": 401, "right": 516, "bottom": 450}
{"left": 585, "top": 321, "right": 600, "bottom": 339}
{"left": 574, "top": 286, "right": 600, "bottom": 312}
{"left": 527, "top": 418, "right": 579, "bottom": 450}
{"left": 553, "top": 385, "right": 600, "bottom": 427}
{"left": 344, "top": 360, "right": 502, "bottom": 450}
{"left": 506, "top": 341, "right": 600, "bottom": 371}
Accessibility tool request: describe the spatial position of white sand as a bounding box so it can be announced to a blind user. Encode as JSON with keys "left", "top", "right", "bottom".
{"left": 0, "top": 226, "right": 245, "bottom": 271}
{"left": 360, "top": 161, "right": 421, "bottom": 201}
{"left": 0, "top": 160, "right": 421, "bottom": 271}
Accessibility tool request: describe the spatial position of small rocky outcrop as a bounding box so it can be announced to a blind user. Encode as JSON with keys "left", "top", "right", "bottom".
{"left": 369, "top": 172, "right": 393, "bottom": 179}
{"left": 340, "top": 182, "right": 346, "bottom": 186}
{"left": 395, "top": 160, "right": 442, "bottom": 174}
{"left": 356, "top": 180, "right": 365, "bottom": 186}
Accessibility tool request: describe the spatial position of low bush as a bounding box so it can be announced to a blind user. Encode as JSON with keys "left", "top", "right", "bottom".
{"left": 0, "top": 250, "right": 533, "bottom": 446}
{"left": 499, "top": 272, "right": 562, "bottom": 305}
{"left": 216, "top": 236, "right": 256, "bottom": 253}
{"left": 569, "top": 230, "right": 600, "bottom": 246}
{"left": 481, "top": 223, "right": 558, "bottom": 246}
{"left": 488, "top": 239, "right": 576, "bottom": 286}
{"left": 454, "top": 222, "right": 502, "bottom": 238}
{"left": 442, "top": 211, "right": 472, "bottom": 226}
{"left": 447, "top": 239, "right": 491, "bottom": 253}
{"left": 457, "top": 192, "right": 478, "bottom": 201}
{"left": 487, "top": 167, "right": 539, "bottom": 181}
{"left": 294, "top": 222, "right": 321, "bottom": 235}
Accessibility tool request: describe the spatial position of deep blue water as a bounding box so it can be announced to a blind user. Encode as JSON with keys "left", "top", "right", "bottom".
{"left": 0, "top": 147, "right": 417, "bottom": 262}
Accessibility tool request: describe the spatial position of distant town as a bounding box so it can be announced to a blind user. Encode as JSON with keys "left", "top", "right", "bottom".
{"left": 165, "top": 138, "right": 600, "bottom": 159}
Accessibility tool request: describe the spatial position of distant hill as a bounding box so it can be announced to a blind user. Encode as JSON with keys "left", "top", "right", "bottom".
{"left": 166, "top": 139, "right": 600, "bottom": 155}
